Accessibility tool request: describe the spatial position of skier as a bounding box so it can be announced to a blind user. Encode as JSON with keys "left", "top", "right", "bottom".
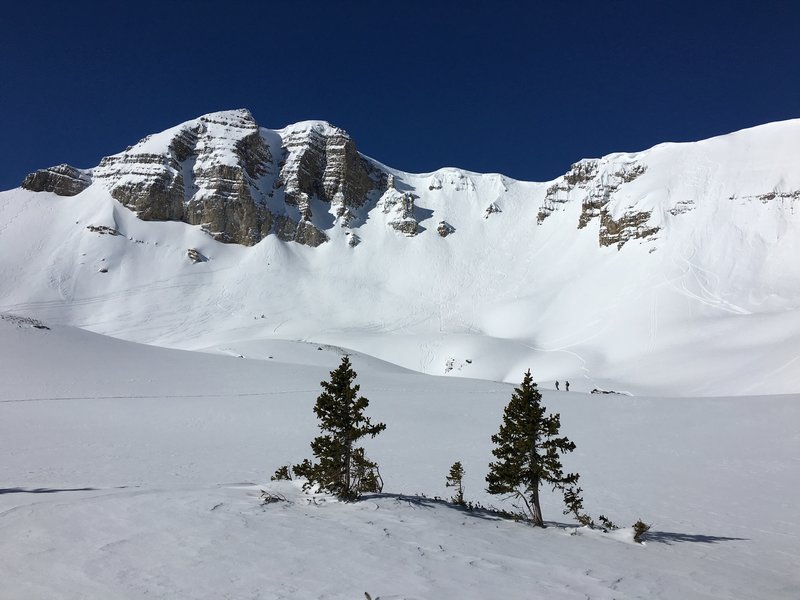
{"left": 565, "top": 381, "right": 570, "bottom": 392}
{"left": 555, "top": 380, "right": 560, "bottom": 391}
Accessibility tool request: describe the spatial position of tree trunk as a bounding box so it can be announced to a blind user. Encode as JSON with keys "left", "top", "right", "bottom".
{"left": 344, "top": 442, "right": 352, "bottom": 495}
{"left": 529, "top": 479, "right": 545, "bottom": 527}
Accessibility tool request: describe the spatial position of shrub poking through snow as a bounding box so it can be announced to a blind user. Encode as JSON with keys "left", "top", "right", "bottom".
{"left": 486, "top": 369, "right": 580, "bottom": 527}
{"left": 270, "top": 465, "right": 292, "bottom": 481}
{"left": 260, "top": 490, "right": 288, "bottom": 504}
{"left": 562, "top": 484, "right": 595, "bottom": 527}
{"left": 598, "top": 514, "right": 619, "bottom": 531}
{"left": 293, "top": 356, "right": 386, "bottom": 501}
{"left": 446, "top": 461, "right": 466, "bottom": 505}
{"left": 633, "top": 519, "right": 651, "bottom": 542}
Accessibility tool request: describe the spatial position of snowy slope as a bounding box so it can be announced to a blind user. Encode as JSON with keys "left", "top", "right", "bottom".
{"left": 1, "top": 317, "right": 798, "bottom": 599}
{"left": 2, "top": 114, "right": 800, "bottom": 395}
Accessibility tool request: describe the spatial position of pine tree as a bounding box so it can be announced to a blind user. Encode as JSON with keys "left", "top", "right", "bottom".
{"left": 486, "top": 369, "right": 579, "bottom": 526}
{"left": 445, "top": 461, "right": 465, "bottom": 505}
{"left": 293, "top": 356, "right": 386, "bottom": 501}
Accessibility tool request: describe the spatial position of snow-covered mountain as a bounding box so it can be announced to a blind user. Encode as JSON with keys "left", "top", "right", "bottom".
{"left": 3, "top": 112, "right": 800, "bottom": 598}
{"left": 3, "top": 109, "right": 800, "bottom": 395}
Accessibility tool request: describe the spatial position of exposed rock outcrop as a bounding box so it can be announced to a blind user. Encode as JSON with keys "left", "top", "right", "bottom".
{"left": 21, "top": 112, "right": 358, "bottom": 249}
{"left": 274, "top": 215, "right": 328, "bottom": 247}
{"left": 484, "top": 203, "right": 502, "bottom": 218}
{"left": 187, "top": 248, "right": 208, "bottom": 263}
{"left": 669, "top": 200, "right": 695, "bottom": 216}
{"left": 21, "top": 164, "right": 91, "bottom": 196}
{"left": 437, "top": 221, "right": 455, "bottom": 237}
{"left": 346, "top": 231, "right": 361, "bottom": 247}
{"left": 73, "top": 112, "right": 381, "bottom": 247}
{"left": 18, "top": 109, "right": 665, "bottom": 252}
{"left": 599, "top": 209, "right": 659, "bottom": 249}
{"left": 277, "top": 121, "right": 382, "bottom": 221}
{"left": 86, "top": 225, "right": 120, "bottom": 236}
{"left": 93, "top": 110, "right": 275, "bottom": 245}
{"left": 537, "top": 158, "right": 655, "bottom": 249}
{"left": 741, "top": 190, "right": 800, "bottom": 204}
{"left": 377, "top": 187, "right": 418, "bottom": 236}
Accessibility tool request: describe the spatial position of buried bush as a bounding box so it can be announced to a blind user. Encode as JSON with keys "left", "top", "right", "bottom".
{"left": 633, "top": 519, "right": 652, "bottom": 542}
{"left": 598, "top": 514, "right": 619, "bottom": 531}
{"left": 270, "top": 465, "right": 292, "bottom": 481}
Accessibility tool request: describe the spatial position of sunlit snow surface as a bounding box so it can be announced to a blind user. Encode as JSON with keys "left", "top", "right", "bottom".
{"left": 1, "top": 118, "right": 800, "bottom": 396}
{"left": 1, "top": 320, "right": 798, "bottom": 599}
{"left": 2, "top": 117, "right": 800, "bottom": 598}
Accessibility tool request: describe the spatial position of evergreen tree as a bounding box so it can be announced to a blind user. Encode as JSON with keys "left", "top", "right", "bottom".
{"left": 486, "top": 369, "right": 579, "bottom": 526}
{"left": 293, "top": 356, "right": 386, "bottom": 501}
{"left": 445, "top": 461, "right": 465, "bottom": 505}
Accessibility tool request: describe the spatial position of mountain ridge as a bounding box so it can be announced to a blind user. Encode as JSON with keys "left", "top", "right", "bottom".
{"left": 4, "top": 110, "right": 800, "bottom": 395}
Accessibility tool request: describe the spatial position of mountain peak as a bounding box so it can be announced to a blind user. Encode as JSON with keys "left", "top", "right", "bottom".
{"left": 4, "top": 113, "right": 800, "bottom": 395}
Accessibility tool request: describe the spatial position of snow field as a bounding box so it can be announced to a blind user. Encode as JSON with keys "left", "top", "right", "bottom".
{"left": 1, "top": 320, "right": 798, "bottom": 599}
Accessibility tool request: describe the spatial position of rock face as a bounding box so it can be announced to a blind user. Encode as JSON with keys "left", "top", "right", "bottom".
{"left": 21, "top": 164, "right": 90, "bottom": 196}
{"left": 19, "top": 108, "right": 668, "bottom": 252}
{"left": 92, "top": 110, "right": 276, "bottom": 245}
{"left": 538, "top": 158, "right": 656, "bottom": 249}
{"left": 22, "top": 110, "right": 383, "bottom": 247}
{"left": 377, "top": 187, "right": 419, "bottom": 236}
{"left": 599, "top": 209, "right": 659, "bottom": 249}
{"left": 277, "top": 121, "right": 380, "bottom": 222}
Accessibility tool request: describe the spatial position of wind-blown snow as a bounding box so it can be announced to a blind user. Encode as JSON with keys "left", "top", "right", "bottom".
{"left": 0, "top": 319, "right": 798, "bottom": 599}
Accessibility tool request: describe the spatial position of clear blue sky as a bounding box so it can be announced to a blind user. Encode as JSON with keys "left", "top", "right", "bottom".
{"left": 2, "top": 0, "right": 798, "bottom": 190}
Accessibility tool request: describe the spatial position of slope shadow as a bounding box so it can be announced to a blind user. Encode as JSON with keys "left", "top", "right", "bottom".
{"left": 645, "top": 530, "right": 749, "bottom": 545}
{"left": 360, "top": 493, "right": 513, "bottom": 522}
{"left": 0, "top": 487, "right": 97, "bottom": 495}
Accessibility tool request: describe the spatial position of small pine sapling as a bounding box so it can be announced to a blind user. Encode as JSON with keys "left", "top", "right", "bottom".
{"left": 445, "top": 461, "right": 466, "bottom": 505}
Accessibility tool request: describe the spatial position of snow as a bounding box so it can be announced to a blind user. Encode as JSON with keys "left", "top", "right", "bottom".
{"left": 1, "top": 114, "right": 800, "bottom": 597}
{"left": 3, "top": 117, "right": 800, "bottom": 395}
{"left": 0, "top": 318, "right": 798, "bottom": 599}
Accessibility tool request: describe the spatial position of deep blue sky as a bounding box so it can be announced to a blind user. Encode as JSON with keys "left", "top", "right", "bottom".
{"left": 2, "top": 0, "right": 798, "bottom": 190}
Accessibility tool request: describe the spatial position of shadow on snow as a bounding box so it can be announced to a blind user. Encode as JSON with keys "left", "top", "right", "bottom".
{"left": 360, "top": 492, "right": 524, "bottom": 522}
{"left": 359, "top": 494, "right": 750, "bottom": 544}
{"left": 645, "top": 530, "right": 749, "bottom": 544}
{"left": 0, "top": 487, "right": 97, "bottom": 495}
